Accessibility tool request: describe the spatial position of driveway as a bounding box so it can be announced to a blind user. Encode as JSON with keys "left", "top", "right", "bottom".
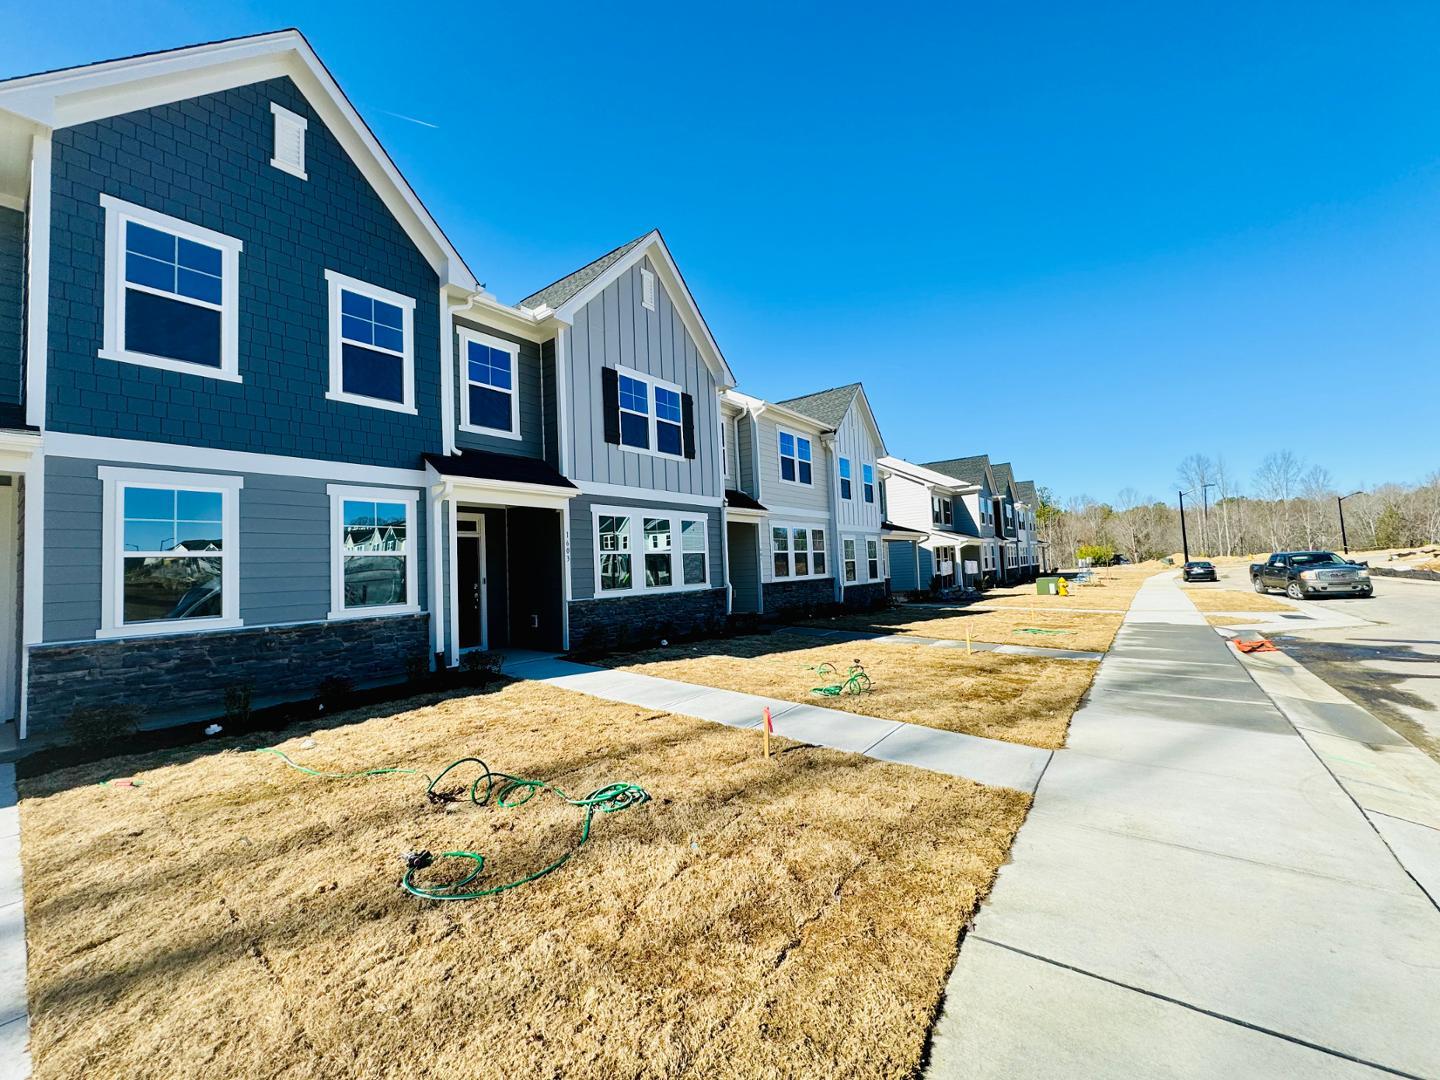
{"left": 1198, "top": 563, "right": 1440, "bottom": 761}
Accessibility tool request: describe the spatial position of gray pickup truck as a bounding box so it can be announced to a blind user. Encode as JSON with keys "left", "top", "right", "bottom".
{"left": 1250, "top": 551, "right": 1372, "bottom": 600}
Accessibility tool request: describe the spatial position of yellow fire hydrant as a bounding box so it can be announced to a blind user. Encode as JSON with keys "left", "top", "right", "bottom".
{"left": 1057, "top": 577, "right": 1070, "bottom": 596}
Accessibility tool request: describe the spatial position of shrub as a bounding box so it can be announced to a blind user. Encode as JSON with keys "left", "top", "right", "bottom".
{"left": 65, "top": 703, "right": 141, "bottom": 745}
{"left": 224, "top": 684, "right": 252, "bottom": 727}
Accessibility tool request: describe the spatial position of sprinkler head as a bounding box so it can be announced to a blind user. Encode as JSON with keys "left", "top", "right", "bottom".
{"left": 403, "top": 850, "right": 434, "bottom": 871}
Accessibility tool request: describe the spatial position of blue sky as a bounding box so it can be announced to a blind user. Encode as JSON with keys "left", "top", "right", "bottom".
{"left": 5, "top": 1, "right": 1439, "bottom": 504}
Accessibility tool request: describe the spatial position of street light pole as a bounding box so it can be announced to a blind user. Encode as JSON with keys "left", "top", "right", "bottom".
{"left": 1178, "top": 489, "right": 1192, "bottom": 564}
{"left": 1200, "top": 482, "right": 1215, "bottom": 556}
{"left": 1337, "top": 491, "right": 1363, "bottom": 555}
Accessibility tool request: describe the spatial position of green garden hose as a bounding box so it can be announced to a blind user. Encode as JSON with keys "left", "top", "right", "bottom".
{"left": 262, "top": 747, "right": 649, "bottom": 901}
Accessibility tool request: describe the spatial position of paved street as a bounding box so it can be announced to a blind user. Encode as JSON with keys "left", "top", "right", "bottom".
{"left": 1199, "top": 563, "right": 1440, "bottom": 760}
{"left": 926, "top": 574, "right": 1440, "bottom": 1079}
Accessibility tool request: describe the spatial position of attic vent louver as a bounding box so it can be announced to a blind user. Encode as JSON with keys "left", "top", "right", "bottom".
{"left": 270, "top": 102, "right": 308, "bottom": 180}
{"left": 640, "top": 267, "right": 656, "bottom": 311}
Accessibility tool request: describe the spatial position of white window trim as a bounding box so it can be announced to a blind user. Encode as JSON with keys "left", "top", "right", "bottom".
{"left": 99, "top": 194, "right": 243, "bottom": 382}
{"left": 269, "top": 102, "right": 308, "bottom": 180}
{"left": 863, "top": 463, "right": 876, "bottom": 504}
{"left": 867, "top": 538, "right": 881, "bottom": 580}
{"left": 614, "top": 364, "right": 686, "bottom": 462}
{"left": 324, "top": 270, "right": 417, "bottom": 414}
{"left": 98, "top": 466, "right": 243, "bottom": 640}
{"left": 327, "top": 484, "right": 421, "bottom": 620}
{"left": 457, "top": 326, "right": 522, "bottom": 440}
{"left": 777, "top": 427, "right": 814, "bottom": 487}
{"left": 838, "top": 457, "right": 853, "bottom": 500}
{"left": 640, "top": 266, "right": 657, "bottom": 311}
{"left": 770, "top": 523, "right": 829, "bottom": 580}
{"left": 591, "top": 503, "right": 710, "bottom": 597}
{"left": 843, "top": 537, "right": 858, "bottom": 583}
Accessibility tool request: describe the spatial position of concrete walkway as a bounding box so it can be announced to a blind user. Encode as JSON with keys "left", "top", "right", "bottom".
{"left": 785, "top": 624, "right": 1103, "bottom": 661}
{"left": 926, "top": 574, "right": 1440, "bottom": 1079}
{"left": 500, "top": 653, "right": 1052, "bottom": 794}
{"left": 0, "top": 765, "right": 29, "bottom": 1080}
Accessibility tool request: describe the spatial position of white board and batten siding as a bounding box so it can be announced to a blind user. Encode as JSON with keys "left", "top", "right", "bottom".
{"left": 565, "top": 255, "right": 723, "bottom": 499}
{"left": 832, "top": 404, "right": 883, "bottom": 534}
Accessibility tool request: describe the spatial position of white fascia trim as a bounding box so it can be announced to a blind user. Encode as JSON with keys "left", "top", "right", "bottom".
{"left": 724, "top": 506, "right": 767, "bottom": 522}
{"left": 45, "top": 432, "right": 430, "bottom": 485}
{"left": 551, "top": 233, "right": 735, "bottom": 388}
{"left": 456, "top": 326, "right": 522, "bottom": 440}
{"left": 556, "top": 327, "right": 571, "bottom": 474}
{"left": 326, "top": 483, "right": 422, "bottom": 621}
{"left": 455, "top": 292, "right": 553, "bottom": 342}
{"left": 0, "top": 193, "right": 24, "bottom": 212}
{"left": 434, "top": 476, "right": 576, "bottom": 512}
{"left": 574, "top": 480, "right": 723, "bottom": 508}
{"left": 850, "top": 385, "right": 887, "bottom": 457}
{"left": 0, "top": 30, "right": 477, "bottom": 290}
{"left": 439, "top": 290, "right": 464, "bottom": 456}
{"left": 324, "top": 269, "right": 417, "bottom": 414}
{"left": 97, "top": 466, "right": 244, "bottom": 639}
{"left": 428, "top": 484, "right": 445, "bottom": 664}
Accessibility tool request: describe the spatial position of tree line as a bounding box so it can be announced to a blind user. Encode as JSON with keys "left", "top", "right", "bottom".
{"left": 1035, "top": 452, "right": 1440, "bottom": 563}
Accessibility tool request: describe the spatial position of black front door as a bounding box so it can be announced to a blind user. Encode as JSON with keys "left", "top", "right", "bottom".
{"left": 457, "top": 532, "right": 483, "bottom": 651}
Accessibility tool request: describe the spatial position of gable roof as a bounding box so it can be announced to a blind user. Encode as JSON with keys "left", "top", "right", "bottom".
{"left": 0, "top": 29, "right": 477, "bottom": 289}
{"left": 777, "top": 383, "right": 860, "bottom": 429}
{"left": 878, "top": 456, "right": 978, "bottom": 493}
{"left": 517, "top": 234, "right": 647, "bottom": 312}
{"left": 992, "top": 462, "right": 1016, "bottom": 497}
{"left": 922, "top": 454, "right": 994, "bottom": 489}
{"left": 519, "top": 230, "right": 735, "bottom": 389}
{"left": 1015, "top": 480, "right": 1038, "bottom": 505}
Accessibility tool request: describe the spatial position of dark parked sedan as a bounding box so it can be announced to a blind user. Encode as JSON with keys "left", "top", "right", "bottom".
{"left": 1182, "top": 560, "right": 1218, "bottom": 582}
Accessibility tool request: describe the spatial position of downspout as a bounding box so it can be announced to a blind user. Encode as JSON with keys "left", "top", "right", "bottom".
{"left": 821, "top": 432, "right": 842, "bottom": 605}
{"left": 428, "top": 481, "right": 447, "bottom": 667}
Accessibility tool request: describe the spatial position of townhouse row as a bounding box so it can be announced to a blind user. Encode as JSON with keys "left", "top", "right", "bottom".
{"left": 0, "top": 30, "right": 1049, "bottom": 744}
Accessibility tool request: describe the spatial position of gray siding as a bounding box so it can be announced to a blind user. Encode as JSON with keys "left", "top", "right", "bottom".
{"left": 452, "top": 316, "right": 546, "bottom": 459}
{"left": 756, "top": 416, "right": 829, "bottom": 517}
{"left": 567, "top": 492, "right": 724, "bottom": 602}
{"left": 42, "top": 455, "right": 428, "bottom": 642}
{"left": 540, "top": 338, "right": 559, "bottom": 468}
{"left": 566, "top": 256, "right": 722, "bottom": 497}
{"left": 736, "top": 412, "right": 757, "bottom": 499}
{"left": 0, "top": 205, "right": 23, "bottom": 406}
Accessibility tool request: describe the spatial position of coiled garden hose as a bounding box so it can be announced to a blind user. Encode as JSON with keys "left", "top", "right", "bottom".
{"left": 261, "top": 748, "right": 650, "bottom": 901}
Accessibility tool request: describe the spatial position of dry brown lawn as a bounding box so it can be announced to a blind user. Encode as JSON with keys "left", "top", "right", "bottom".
{"left": 610, "top": 632, "right": 1096, "bottom": 749}
{"left": 1182, "top": 587, "right": 1293, "bottom": 612}
{"left": 977, "top": 563, "right": 1159, "bottom": 611}
{"left": 20, "top": 680, "right": 1029, "bottom": 1080}
{"left": 806, "top": 606, "right": 1124, "bottom": 653}
{"left": 1205, "top": 615, "right": 1276, "bottom": 627}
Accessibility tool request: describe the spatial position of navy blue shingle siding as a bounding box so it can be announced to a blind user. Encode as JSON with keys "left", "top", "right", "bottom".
{"left": 47, "top": 76, "right": 440, "bottom": 468}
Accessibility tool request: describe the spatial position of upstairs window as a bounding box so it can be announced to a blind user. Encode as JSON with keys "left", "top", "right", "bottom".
{"left": 778, "top": 431, "right": 812, "bottom": 485}
{"left": 863, "top": 464, "right": 876, "bottom": 503}
{"left": 459, "top": 329, "right": 520, "bottom": 438}
{"left": 270, "top": 102, "right": 308, "bottom": 179}
{"left": 325, "top": 271, "right": 416, "bottom": 413}
{"left": 932, "top": 496, "right": 953, "bottom": 527}
{"left": 603, "top": 367, "right": 692, "bottom": 459}
{"left": 839, "top": 458, "right": 853, "bottom": 500}
{"left": 100, "top": 195, "right": 242, "bottom": 380}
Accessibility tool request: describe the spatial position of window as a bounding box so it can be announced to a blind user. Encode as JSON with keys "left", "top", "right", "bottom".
{"left": 594, "top": 507, "right": 708, "bottom": 595}
{"left": 328, "top": 486, "right": 419, "bottom": 619}
{"left": 100, "top": 195, "right": 242, "bottom": 380}
{"left": 839, "top": 458, "right": 853, "bottom": 500}
{"left": 843, "top": 538, "right": 858, "bottom": 582}
{"left": 100, "top": 467, "right": 242, "bottom": 638}
{"left": 641, "top": 267, "right": 657, "bottom": 311}
{"left": 771, "top": 526, "right": 828, "bottom": 578}
{"left": 655, "top": 386, "right": 684, "bottom": 457}
{"left": 863, "top": 464, "right": 876, "bottom": 503}
{"left": 598, "top": 514, "right": 633, "bottom": 591}
{"left": 778, "top": 430, "right": 813, "bottom": 485}
{"left": 325, "top": 271, "right": 416, "bottom": 412}
{"left": 867, "top": 539, "right": 880, "bottom": 580}
{"left": 614, "top": 368, "right": 686, "bottom": 459}
{"left": 270, "top": 102, "right": 307, "bottom": 179}
{"left": 644, "top": 517, "right": 673, "bottom": 588}
{"left": 932, "top": 496, "right": 953, "bottom": 527}
{"left": 459, "top": 329, "right": 520, "bottom": 438}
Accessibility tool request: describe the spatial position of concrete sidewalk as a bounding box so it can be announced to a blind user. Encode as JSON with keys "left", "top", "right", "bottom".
{"left": 926, "top": 574, "right": 1440, "bottom": 1079}
{"left": 500, "top": 653, "right": 1052, "bottom": 794}
{"left": 0, "top": 765, "right": 29, "bottom": 1080}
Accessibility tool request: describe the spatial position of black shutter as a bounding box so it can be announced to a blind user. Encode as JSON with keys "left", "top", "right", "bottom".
{"left": 681, "top": 392, "right": 696, "bottom": 459}
{"left": 601, "top": 366, "right": 620, "bottom": 445}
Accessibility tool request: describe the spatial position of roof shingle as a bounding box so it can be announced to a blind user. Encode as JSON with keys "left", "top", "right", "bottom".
{"left": 517, "top": 234, "right": 649, "bottom": 311}
{"left": 775, "top": 383, "right": 861, "bottom": 429}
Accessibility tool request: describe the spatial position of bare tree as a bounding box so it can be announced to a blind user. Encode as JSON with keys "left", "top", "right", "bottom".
{"left": 1177, "top": 454, "right": 1217, "bottom": 554}
{"left": 1253, "top": 451, "right": 1304, "bottom": 550}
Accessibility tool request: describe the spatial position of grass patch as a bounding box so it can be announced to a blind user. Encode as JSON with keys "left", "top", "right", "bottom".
{"left": 20, "top": 681, "right": 1029, "bottom": 1080}
{"left": 1182, "top": 587, "right": 1293, "bottom": 612}
{"left": 608, "top": 632, "right": 1096, "bottom": 749}
{"left": 977, "top": 564, "right": 1159, "bottom": 610}
{"left": 1205, "top": 615, "right": 1274, "bottom": 627}
{"left": 806, "top": 606, "right": 1124, "bottom": 653}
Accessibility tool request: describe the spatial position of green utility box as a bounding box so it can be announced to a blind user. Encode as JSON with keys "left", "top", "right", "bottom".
{"left": 1037, "top": 577, "right": 1062, "bottom": 595}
